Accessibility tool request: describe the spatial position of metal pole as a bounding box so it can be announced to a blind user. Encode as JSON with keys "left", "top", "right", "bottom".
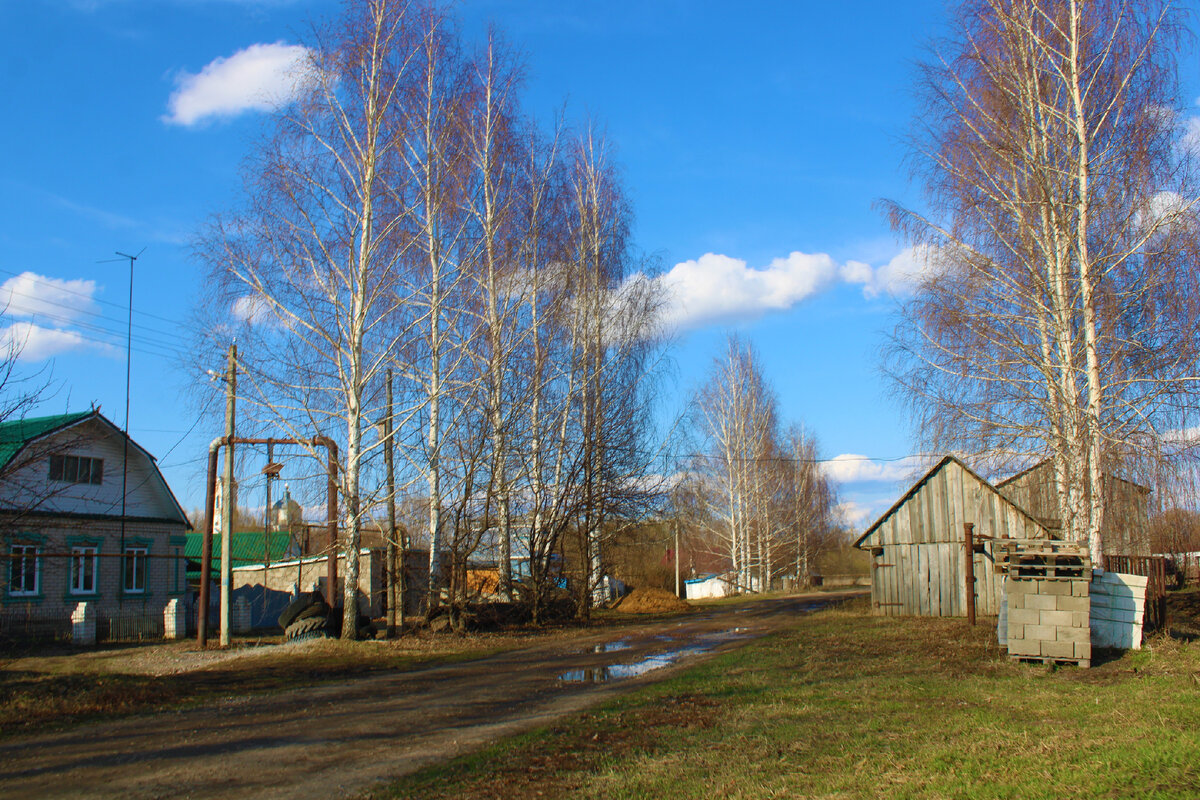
{"left": 220, "top": 344, "right": 237, "bottom": 647}
{"left": 264, "top": 441, "right": 273, "bottom": 569}
{"left": 198, "top": 440, "right": 220, "bottom": 648}
{"left": 384, "top": 369, "right": 398, "bottom": 637}
{"left": 964, "top": 522, "right": 976, "bottom": 626}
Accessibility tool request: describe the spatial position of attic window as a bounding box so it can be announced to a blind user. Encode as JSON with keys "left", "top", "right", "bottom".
{"left": 49, "top": 455, "right": 103, "bottom": 486}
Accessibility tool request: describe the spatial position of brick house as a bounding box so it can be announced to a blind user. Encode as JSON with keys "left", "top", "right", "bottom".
{"left": 0, "top": 410, "right": 192, "bottom": 618}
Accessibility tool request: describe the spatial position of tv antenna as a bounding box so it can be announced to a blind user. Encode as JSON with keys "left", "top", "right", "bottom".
{"left": 97, "top": 247, "right": 145, "bottom": 564}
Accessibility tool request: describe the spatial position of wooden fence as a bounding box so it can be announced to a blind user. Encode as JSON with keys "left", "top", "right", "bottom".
{"left": 1103, "top": 554, "right": 1167, "bottom": 631}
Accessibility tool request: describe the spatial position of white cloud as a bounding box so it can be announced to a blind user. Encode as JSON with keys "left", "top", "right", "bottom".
{"left": 231, "top": 294, "right": 273, "bottom": 325}
{"left": 842, "top": 245, "right": 940, "bottom": 299}
{"left": 1182, "top": 116, "right": 1200, "bottom": 155}
{"left": 646, "top": 244, "right": 945, "bottom": 331}
{"left": 822, "top": 454, "right": 928, "bottom": 484}
{"left": 835, "top": 500, "right": 874, "bottom": 528}
{"left": 0, "top": 322, "right": 112, "bottom": 362}
{"left": 164, "top": 42, "right": 314, "bottom": 126}
{"left": 0, "top": 271, "right": 99, "bottom": 322}
{"left": 657, "top": 251, "right": 840, "bottom": 330}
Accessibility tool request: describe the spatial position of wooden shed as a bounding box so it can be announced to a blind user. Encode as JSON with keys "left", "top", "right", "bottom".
{"left": 996, "top": 461, "right": 1151, "bottom": 556}
{"left": 854, "top": 456, "right": 1049, "bottom": 617}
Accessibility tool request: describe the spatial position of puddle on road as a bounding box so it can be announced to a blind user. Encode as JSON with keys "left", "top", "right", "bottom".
{"left": 559, "top": 630, "right": 753, "bottom": 684}
{"left": 559, "top": 645, "right": 713, "bottom": 684}
{"left": 590, "top": 640, "right": 632, "bottom": 654}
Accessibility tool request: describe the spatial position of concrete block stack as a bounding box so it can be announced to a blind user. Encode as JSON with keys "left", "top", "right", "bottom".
{"left": 1005, "top": 576, "right": 1091, "bottom": 666}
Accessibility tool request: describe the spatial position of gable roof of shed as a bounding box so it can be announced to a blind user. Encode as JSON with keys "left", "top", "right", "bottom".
{"left": 853, "top": 454, "right": 1047, "bottom": 549}
{"left": 996, "top": 458, "right": 1151, "bottom": 495}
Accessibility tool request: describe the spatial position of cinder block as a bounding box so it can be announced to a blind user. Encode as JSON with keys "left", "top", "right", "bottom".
{"left": 1009, "top": 608, "right": 1040, "bottom": 626}
{"left": 1010, "top": 593, "right": 1025, "bottom": 609}
{"left": 1057, "top": 595, "right": 1089, "bottom": 613}
{"left": 1009, "top": 639, "right": 1040, "bottom": 656}
{"left": 1008, "top": 580, "right": 1033, "bottom": 595}
{"left": 1026, "top": 594, "right": 1057, "bottom": 611}
{"left": 1073, "top": 581, "right": 1090, "bottom": 597}
{"left": 1041, "top": 639, "right": 1075, "bottom": 659}
{"left": 1043, "top": 581, "right": 1072, "bottom": 596}
{"left": 1040, "top": 609, "right": 1074, "bottom": 627}
{"left": 1025, "top": 624, "right": 1055, "bottom": 641}
{"left": 1057, "top": 626, "right": 1089, "bottom": 644}
{"left": 1008, "top": 624, "right": 1024, "bottom": 640}
{"left": 1075, "top": 642, "right": 1092, "bottom": 660}
{"left": 1072, "top": 612, "right": 1089, "bottom": 628}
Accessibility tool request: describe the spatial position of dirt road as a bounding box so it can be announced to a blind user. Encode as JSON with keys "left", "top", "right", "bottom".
{"left": 0, "top": 592, "right": 857, "bottom": 800}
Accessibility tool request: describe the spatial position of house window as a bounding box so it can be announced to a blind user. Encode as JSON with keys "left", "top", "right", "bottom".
{"left": 9, "top": 545, "right": 39, "bottom": 596}
{"left": 49, "top": 455, "right": 103, "bottom": 486}
{"left": 70, "top": 546, "right": 99, "bottom": 594}
{"left": 123, "top": 547, "right": 147, "bottom": 594}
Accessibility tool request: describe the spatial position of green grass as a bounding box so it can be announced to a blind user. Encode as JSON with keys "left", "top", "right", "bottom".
{"left": 376, "top": 598, "right": 1200, "bottom": 800}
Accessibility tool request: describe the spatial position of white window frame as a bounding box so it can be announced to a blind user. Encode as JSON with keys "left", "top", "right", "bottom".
{"left": 49, "top": 454, "right": 104, "bottom": 486}
{"left": 9, "top": 545, "right": 40, "bottom": 596}
{"left": 70, "top": 545, "right": 99, "bottom": 595}
{"left": 123, "top": 546, "right": 147, "bottom": 594}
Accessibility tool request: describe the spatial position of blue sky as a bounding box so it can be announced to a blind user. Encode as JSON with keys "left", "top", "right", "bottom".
{"left": 7, "top": 1, "right": 1189, "bottom": 526}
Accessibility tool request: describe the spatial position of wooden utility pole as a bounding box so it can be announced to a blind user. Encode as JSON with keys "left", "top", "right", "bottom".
{"left": 674, "top": 518, "right": 681, "bottom": 598}
{"left": 384, "top": 368, "right": 400, "bottom": 637}
{"left": 220, "top": 343, "right": 237, "bottom": 648}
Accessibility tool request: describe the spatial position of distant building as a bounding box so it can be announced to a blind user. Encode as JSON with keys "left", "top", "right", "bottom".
{"left": 0, "top": 410, "right": 191, "bottom": 617}
{"left": 996, "top": 460, "right": 1151, "bottom": 556}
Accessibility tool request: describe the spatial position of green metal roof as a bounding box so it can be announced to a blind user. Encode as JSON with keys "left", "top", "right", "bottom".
{"left": 0, "top": 411, "right": 94, "bottom": 472}
{"left": 185, "top": 531, "right": 298, "bottom": 576}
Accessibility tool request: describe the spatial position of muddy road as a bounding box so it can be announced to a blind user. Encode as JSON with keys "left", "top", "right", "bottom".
{"left": 0, "top": 592, "right": 859, "bottom": 800}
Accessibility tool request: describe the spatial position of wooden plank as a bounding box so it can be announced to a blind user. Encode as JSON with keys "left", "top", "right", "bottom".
{"left": 915, "top": 545, "right": 925, "bottom": 616}
{"left": 920, "top": 544, "right": 931, "bottom": 616}
{"left": 935, "top": 468, "right": 950, "bottom": 543}
{"left": 897, "top": 494, "right": 912, "bottom": 551}
{"left": 907, "top": 490, "right": 920, "bottom": 546}
{"left": 901, "top": 544, "right": 913, "bottom": 615}
{"left": 948, "top": 465, "right": 965, "bottom": 544}
{"left": 930, "top": 540, "right": 942, "bottom": 615}
{"left": 944, "top": 543, "right": 957, "bottom": 616}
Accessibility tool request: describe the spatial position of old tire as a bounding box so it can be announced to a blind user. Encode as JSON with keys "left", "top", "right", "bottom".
{"left": 278, "top": 591, "right": 325, "bottom": 630}
{"left": 285, "top": 614, "right": 329, "bottom": 641}
{"left": 293, "top": 600, "right": 331, "bottom": 624}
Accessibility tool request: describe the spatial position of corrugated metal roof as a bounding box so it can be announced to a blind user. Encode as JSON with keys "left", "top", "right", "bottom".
{"left": 184, "top": 531, "right": 297, "bottom": 571}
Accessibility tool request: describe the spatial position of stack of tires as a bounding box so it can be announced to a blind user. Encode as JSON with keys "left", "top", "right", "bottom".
{"left": 278, "top": 591, "right": 331, "bottom": 642}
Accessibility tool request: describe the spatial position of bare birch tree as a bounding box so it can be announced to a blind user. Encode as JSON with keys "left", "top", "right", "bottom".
{"left": 884, "top": 0, "right": 1200, "bottom": 561}
{"left": 197, "top": 0, "right": 419, "bottom": 637}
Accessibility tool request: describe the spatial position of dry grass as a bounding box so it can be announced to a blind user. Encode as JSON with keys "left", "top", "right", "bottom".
{"left": 378, "top": 597, "right": 1200, "bottom": 800}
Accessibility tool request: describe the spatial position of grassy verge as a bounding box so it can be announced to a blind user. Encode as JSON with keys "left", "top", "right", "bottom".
{"left": 377, "top": 598, "right": 1200, "bottom": 800}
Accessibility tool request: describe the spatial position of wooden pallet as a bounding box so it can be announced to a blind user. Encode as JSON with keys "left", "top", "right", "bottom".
{"left": 1010, "top": 655, "right": 1091, "bottom": 668}
{"left": 994, "top": 538, "right": 1091, "bottom": 579}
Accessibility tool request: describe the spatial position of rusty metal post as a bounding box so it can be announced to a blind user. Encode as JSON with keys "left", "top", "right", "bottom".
{"left": 198, "top": 439, "right": 222, "bottom": 648}
{"left": 964, "top": 522, "right": 976, "bottom": 626}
